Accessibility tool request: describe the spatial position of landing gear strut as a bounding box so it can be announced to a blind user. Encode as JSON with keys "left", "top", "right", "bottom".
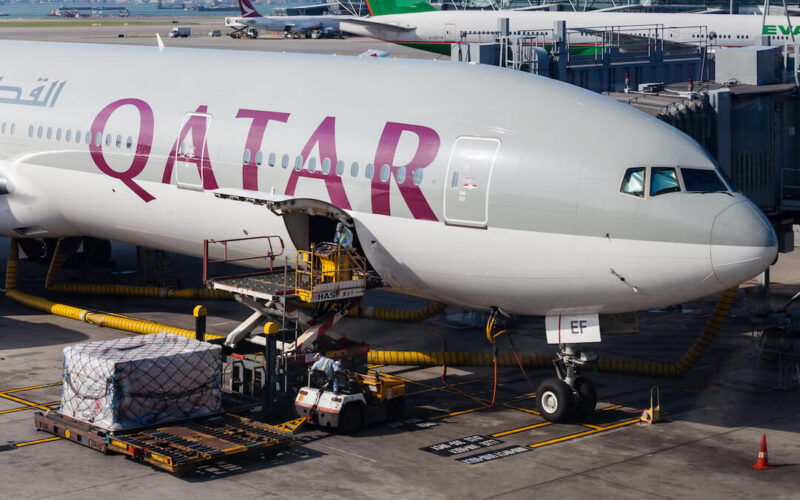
{"left": 537, "top": 344, "right": 598, "bottom": 423}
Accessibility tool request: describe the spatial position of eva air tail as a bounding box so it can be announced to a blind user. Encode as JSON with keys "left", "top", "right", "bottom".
{"left": 365, "top": 0, "right": 437, "bottom": 16}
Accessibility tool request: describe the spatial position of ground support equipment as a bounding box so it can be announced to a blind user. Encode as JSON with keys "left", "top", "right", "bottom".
{"left": 34, "top": 410, "right": 304, "bottom": 474}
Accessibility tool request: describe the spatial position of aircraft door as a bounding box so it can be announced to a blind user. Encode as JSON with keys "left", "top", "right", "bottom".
{"left": 445, "top": 23, "right": 457, "bottom": 40}
{"left": 174, "top": 112, "right": 211, "bottom": 191}
{"left": 443, "top": 136, "right": 500, "bottom": 228}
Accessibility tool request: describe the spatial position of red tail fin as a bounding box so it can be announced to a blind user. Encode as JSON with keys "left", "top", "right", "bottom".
{"left": 239, "top": 0, "right": 262, "bottom": 18}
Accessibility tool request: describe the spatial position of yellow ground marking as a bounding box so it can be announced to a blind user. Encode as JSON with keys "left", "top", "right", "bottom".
{"left": 1, "top": 382, "right": 62, "bottom": 394}
{"left": 528, "top": 417, "right": 641, "bottom": 449}
{"left": 491, "top": 421, "right": 553, "bottom": 438}
{"left": 429, "top": 405, "right": 486, "bottom": 420}
{"left": 0, "top": 401, "right": 59, "bottom": 415}
{"left": 501, "top": 403, "right": 540, "bottom": 415}
{"left": 407, "top": 376, "right": 494, "bottom": 396}
{"left": 15, "top": 437, "right": 61, "bottom": 447}
{"left": 0, "top": 393, "right": 51, "bottom": 411}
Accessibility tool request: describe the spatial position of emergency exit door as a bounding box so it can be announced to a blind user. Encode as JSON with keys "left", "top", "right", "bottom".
{"left": 175, "top": 112, "right": 212, "bottom": 191}
{"left": 443, "top": 137, "right": 500, "bottom": 228}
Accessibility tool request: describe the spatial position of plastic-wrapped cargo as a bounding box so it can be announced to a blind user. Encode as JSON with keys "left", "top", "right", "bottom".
{"left": 60, "top": 333, "right": 222, "bottom": 431}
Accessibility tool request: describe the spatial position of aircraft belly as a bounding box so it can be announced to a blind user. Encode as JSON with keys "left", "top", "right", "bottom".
{"left": 354, "top": 212, "right": 720, "bottom": 316}
{"left": 2, "top": 163, "right": 297, "bottom": 265}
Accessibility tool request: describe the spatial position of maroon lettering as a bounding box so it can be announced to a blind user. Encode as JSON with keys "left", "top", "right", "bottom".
{"left": 285, "top": 116, "right": 351, "bottom": 210}
{"left": 161, "top": 106, "right": 219, "bottom": 190}
{"left": 236, "top": 109, "right": 290, "bottom": 190}
{"left": 90, "top": 98, "right": 155, "bottom": 202}
{"left": 372, "top": 122, "right": 439, "bottom": 221}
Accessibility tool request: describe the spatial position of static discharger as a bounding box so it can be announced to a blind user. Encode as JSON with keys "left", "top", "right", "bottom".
{"left": 640, "top": 386, "right": 661, "bottom": 424}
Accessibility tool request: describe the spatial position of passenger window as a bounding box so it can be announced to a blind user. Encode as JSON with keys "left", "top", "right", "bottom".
{"left": 126, "top": 136, "right": 133, "bottom": 149}
{"left": 115, "top": 135, "right": 122, "bottom": 148}
{"left": 281, "top": 154, "right": 289, "bottom": 168}
{"left": 365, "top": 163, "right": 374, "bottom": 179}
{"left": 413, "top": 168, "right": 424, "bottom": 186}
{"left": 681, "top": 168, "right": 727, "bottom": 193}
{"left": 243, "top": 149, "right": 251, "bottom": 164}
{"left": 47, "top": 127, "right": 52, "bottom": 140}
{"left": 351, "top": 162, "right": 359, "bottom": 177}
{"left": 255, "top": 151, "right": 263, "bottom": 166}
{"left": 1, "top": 122, "right": 6, "bottom": 134}
{"left": 28, "top": 125, "right": 33, "bottom": 138}
{"left": 75, "top": 130, "right": 81, "bottom": 143}
{"left": 322, "top": 158, "right": 331, "bottom": 175}
{"left": 268, "top": 152, "right": 276, "bottom": 167}
{"left": 87, "top": 132, "right": 92, "bottom": 145}
{"left": 65, "top": 129, "right": 72, "bottom": 142}
{"left": 397, "top": 166, "right": 407, "bottom": 184}
{"left": 336, "top": 160, "right": 345, "bottom": 176}
{"left": 105, "top": 134, "right": 111, "bottom": 147}
{"left": 95, "top": 132, "right": 102, "bottom": 146}
{"left": 380, "top": 164, "right": 390, "bottom": 182}
{"left": 308, "top": 157, "right": 317, "bottom": 173}
{"left": 56, "top": 129, "right": 62, "bottom": 141}
{"left": 9, "top": 123, "right": 14, "bottom": 135}
{"left": 37, "top": 126, "right": 43, "bottom": 139}
{"left": 294, "top": 156, "right": 303, "bottom": 171}
{"left": 620, "top": 167, "right": 645, "bottom": 198}
{"left": 650, "top": 167, "right": 681, "bottom": 196}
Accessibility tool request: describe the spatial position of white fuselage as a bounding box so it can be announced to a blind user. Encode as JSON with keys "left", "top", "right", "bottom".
{"left": 341, "top": 11, "right": 800, "bottom": 50}
{"left": 0, "top": 42, "right": 776, "bottom": 316}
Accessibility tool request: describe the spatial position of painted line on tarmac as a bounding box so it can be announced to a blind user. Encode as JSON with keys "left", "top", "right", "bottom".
{"left": 0, "top": 393, "right": 51, "bottom": 411}
{"left": 2, "top": 381, "right": 62, "bottom": 394}
{"left": 527, "top": 417, "right": 641, "bottom": 449}
{"left": 406, "top": 376, "right": 494, "bottom": 397}
{"left": 491, "top": 421, "right": 552, "bottom": 438}
{"left": 0, "top": 401, "right": 59, "bottom": 415}
{"left": 0, "top": 436, "right": 61, "bottom": 452}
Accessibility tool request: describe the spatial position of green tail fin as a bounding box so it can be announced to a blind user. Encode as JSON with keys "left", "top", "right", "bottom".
{"left": 366, "top": 0, "right": 437, "bottom": 16}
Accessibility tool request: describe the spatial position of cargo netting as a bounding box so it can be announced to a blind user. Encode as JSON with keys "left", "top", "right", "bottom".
{"left": 60, "top": 333, "right": 222, "bottom": 431}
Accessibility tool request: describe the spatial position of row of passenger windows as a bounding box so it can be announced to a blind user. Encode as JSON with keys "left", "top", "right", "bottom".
{"left": 620, "top": 166, "right": 728, "bottom": 198}
{"left": 239, "top": 149, "right": 424, "bottom": 185}
{"left": 4, "top": 123, "right": 421, "bottom": 184}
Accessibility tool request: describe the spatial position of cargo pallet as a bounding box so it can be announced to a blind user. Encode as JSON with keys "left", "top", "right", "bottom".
{"left": 34, "top": 410, "right": 306, "bottom": 474}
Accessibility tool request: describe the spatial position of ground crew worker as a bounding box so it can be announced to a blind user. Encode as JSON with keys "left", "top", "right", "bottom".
{"left": 334, "top": 222, "right": 353, "bottom": 249}
{"left": 310, "top": 353, "right": 342, "bottom": 379}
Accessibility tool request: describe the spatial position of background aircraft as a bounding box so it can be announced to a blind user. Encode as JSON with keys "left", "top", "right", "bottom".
{"left": 340, "top": 0, "right": 800, "bottom": 55}
{"left": 225, "top": 0, "right": 351, "bottom": 38}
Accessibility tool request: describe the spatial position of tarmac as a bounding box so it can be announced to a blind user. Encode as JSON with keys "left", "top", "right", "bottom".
{"left": 1, "top": 19, "right": 800, "bottom": 500}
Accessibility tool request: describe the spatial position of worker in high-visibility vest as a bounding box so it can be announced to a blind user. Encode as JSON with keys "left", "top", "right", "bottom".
{"left": 334, "top": 222, "right": 353, "bottom": 249}
{"left": 310, "top": 353, "right": 342, "bottom": 379}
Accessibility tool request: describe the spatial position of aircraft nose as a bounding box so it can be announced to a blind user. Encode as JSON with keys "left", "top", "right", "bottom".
{"left": 710, "top": 201, "right": 777, "bottom": 287}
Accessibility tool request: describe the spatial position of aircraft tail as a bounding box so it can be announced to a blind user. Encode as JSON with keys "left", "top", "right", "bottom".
{"left": 238, "top": 0, "right": 263, "bottom": 18}
{"left": 365, "top": 0, "right": 437, "bottom": 17}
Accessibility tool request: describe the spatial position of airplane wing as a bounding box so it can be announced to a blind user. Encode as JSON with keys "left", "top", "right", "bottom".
{"left": 338, "top": 18, "right": 416, "bottom": 33}
{"left": 575, "top": 28, "right": 699, "bottom": 55}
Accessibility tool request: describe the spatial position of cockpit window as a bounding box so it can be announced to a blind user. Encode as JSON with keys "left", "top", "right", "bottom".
{"left": 681, "top": 168, "right": 728, "bottom": 193}
{"left": 620, "top": 167, "right": 646, "bottom": 198}
{"left": 650, "top": 167, "right": 680, "bottom": 196}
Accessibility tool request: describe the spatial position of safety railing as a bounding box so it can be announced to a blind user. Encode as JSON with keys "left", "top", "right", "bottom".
{"left": 295, "top": 245, "right": 367, "bottom": 303}
{"left": 203, "top": 235, "right": 285, "bottom": 282}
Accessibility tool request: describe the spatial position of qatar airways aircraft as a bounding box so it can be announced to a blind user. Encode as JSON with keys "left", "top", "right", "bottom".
{"left": 0, "top": 41, "right": 775, "bottom": 421}
{"left": 340, "top": 0, "right": 800, "bottom": 55}
{"left": 225, "top": 0, "right": 350, "bottom": 37}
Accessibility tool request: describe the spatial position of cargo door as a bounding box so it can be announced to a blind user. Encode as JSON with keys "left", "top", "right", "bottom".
{"left": 443, "top": 136, "right": 500, "bottom": 228}
{"left": 445, "top": 23, "right": 458, "bottom": 40}
{"left": 174, "top": 112, "right": 211, "bottom": 191}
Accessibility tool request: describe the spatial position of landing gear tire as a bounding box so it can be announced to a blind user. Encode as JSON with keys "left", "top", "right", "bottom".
{"left": 573, "top": 376, "right": 597, "bottom": 418}
{"left": 338, "top": 404, "right": 362, "bottom": 434}
{"left": 536, "top": 378, "right": 574, "bottom": 423}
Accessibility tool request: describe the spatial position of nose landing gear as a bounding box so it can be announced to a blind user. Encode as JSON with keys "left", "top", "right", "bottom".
{"left": 536, "top": 344, "right": 598, "bottom": 423}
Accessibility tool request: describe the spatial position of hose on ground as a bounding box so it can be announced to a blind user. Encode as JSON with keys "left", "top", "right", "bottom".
{"left": 369, "top": 286, "right": 740, "bottom": 378}
{"left": 44, "top": 238, "right": 231, "bottom": 300}
{"left": 5, "top": 238, "right": 222, "bottom": 341}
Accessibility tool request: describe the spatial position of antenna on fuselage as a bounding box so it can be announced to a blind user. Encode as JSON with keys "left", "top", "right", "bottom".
{"left": 156, "top": 33, "right": 165, "bottom": 52}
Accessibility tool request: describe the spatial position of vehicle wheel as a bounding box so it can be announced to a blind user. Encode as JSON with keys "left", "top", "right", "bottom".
{"left": 386, "top": 397, "right": 405, "bottom": 421}
{"left": 338, "top": 404, "right": 362, "bottom": 434}
{"left": 536, "top": 378, "right": 574, "bottom": 423}
{"left": 573, "top": 376, "right": 597, "bottom": 418}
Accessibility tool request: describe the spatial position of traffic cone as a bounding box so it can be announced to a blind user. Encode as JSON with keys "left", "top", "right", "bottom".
{"left": 751, "top": 434, "right": 774, "bottom": 470}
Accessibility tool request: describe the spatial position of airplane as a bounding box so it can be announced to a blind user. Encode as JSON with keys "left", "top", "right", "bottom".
{"left": 225, "top": 0, "right": 349, "bottom": 38}
{"left": 0, "top": 41, "right": 776, "bottom": 422}
{"left": 339, "top": 0, "right": 800, "bottom": 55}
